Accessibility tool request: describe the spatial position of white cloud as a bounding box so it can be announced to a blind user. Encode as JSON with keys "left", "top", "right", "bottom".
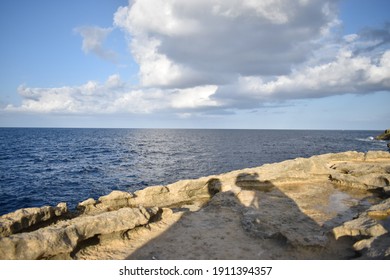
{"left": 5, "top": 75, "right": 219, "bottom": 115}
{"left": 213, "top": 49, "right": 390, "bottom": 109}
{"left": 277, "top": 49, "right": 390, "bottom": 96}
{"left": 5, "top": 1, "right": 390, "bottom": 117}
{"left": 114, "top": 0, "right": 339, "bottom": 87}
{"left": 74, "top": 26, "right": 118, "bottom": 62}
{"left": 170, "top": 85, "right": 219, "bottom": 109}
{"left": 7, "top": 75, "right": 127, "bottom": 114}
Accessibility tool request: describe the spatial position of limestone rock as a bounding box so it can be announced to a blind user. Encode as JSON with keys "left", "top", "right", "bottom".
{"left": 333, "top": 199, "right": 390, "bottom": 239}
{"left": 129, "top": 178, "right": 217, "bottom": 208}
{"left": 97, "top": 190, "right": 134, "bottom": 211}
{"left": 98, "top": 190, "right": 134, "bottom": 203}
{"left": 76, "top": 191, "right": 135, "bottom": 214}
{"left": 0, "top": 206, "right": 159, "bottom": 259}
{"left": 333, "top": 215, "right": 387, "bottom": 239}
{"left": 364, "top": 150, "right": 390, "bottom": 161}
{"left": 332, "top": 198, "right": 390, "bottom": 259}
{"left": 367, "top": 197, "right": 390, "bottom": 213}
{"left": 375, "top": 129, "right": 390, "bottom": 141}
{"left": 329, "top": 161, "right": 390, "bottom": 191}
{"left": 0, "top": 203, "right": 68, "bottom": 238}
{"left": 77, "top": 198, "right": 97, "bottom": 213}
{"left": 353, "top": 235, "right": 390, "bottom": 259}
{"left": 226, "top": 151, "right": 366, "bottom": 188}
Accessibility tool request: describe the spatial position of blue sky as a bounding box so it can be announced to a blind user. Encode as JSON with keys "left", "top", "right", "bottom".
{"left": 0, "top": 0, "right": 389, "bottom": 129}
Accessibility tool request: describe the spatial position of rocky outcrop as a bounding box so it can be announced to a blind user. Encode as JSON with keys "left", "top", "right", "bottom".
{"left": 1, "top": 151, "right": 390, "bottom": 260}
{"left": 0, "top": 203, "right": 68, "bottom": 238}
{"left": 375, "top": 129, "right": 390, "bottom": 141}
{"left": 328, "top": 160, "right": 390, "bottom": 192}
{"left": 0, "top": 206, "right": 159, "bottom": 259}
{"left": 333, "top": 198, "right": 390, "bottom": 259}
{"left": 77, "top": 179, "right": 216, "bottom": 215}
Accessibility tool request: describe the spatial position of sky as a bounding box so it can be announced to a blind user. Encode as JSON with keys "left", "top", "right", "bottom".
{"left": 0, "top": 0, "right": 389, "bottom": 130}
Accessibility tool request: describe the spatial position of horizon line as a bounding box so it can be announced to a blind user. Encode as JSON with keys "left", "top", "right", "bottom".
{"left": 0, "top": 126, "right": 385, "bottom": 132}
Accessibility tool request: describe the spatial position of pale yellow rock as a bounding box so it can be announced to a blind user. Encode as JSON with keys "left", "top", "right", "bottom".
{"left": 332, "top": 199, "right": 390, "bottom": 245}
{"left": 98, "top": 190, "right": 134, "bottom": 202}
{"left": 76, "top": 198, "right": 97, "bottom": 213}
{"left": 0, "top": 203, "right": 68, "bottom": 238}
{"left": 0, "top": 206, "right": 158, "bottom": 260}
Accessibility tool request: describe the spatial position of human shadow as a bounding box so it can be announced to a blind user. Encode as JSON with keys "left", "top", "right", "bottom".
{"left": 233, "top": 173, "right": 329, "bottom": 247}
{"left": 124, "top": 172, "right": 360, "bottom": 260}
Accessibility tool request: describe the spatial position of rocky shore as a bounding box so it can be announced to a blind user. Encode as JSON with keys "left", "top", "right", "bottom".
{"left": 375, "top": 129, "right": 390, "bottom": 141}
{"left": 1, "top": 151, "right": 390, "bottom": 260}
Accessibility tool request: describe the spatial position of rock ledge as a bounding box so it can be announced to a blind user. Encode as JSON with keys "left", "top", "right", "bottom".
{"left": 1, "top": 151, "right": 390, "bottom": 259}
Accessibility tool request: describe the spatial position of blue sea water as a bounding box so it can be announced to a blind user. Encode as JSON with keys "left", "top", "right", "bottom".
{"left": 0, "top": 128, "right": 388, "bottom": 215}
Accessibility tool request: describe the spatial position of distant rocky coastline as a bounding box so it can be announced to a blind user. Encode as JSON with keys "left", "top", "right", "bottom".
{"left": 375, "top": 129, "right": 390, "bottom": 151}
{"left": 375, "top": 129, "right": 390, "bottom": 141}
{"left": 1, "top": 151, "right": 390, "bottom": 260}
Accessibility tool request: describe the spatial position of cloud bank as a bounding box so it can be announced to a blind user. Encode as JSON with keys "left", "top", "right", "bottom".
{"left": 6, "top": 0, "right": 390, "bottom": 116}
{"left": 6, "top": 75, "right": 218, "bottom": 114}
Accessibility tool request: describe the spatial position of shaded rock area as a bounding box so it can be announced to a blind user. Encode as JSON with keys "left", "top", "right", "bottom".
{"left": 1, "top": 151, "right": 390, "bottom": 260}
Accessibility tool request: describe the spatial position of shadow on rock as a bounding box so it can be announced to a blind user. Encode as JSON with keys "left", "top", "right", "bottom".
{"left": 125, "top": 173, "right": 357, "bottom": 260}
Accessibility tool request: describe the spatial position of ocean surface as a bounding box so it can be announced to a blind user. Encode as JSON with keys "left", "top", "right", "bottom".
{"left": 0, "top": 128, "right": 388, "bottom": 215}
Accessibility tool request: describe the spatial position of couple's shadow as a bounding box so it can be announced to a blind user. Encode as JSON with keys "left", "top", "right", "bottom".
{"left": 233, "top": 173, "right": 327, "bottom": 246}
{"left": 126, "top": 172, "right": 356, "bottom": 259}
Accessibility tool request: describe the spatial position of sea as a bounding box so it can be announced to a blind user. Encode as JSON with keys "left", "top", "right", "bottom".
{"left": 0, "top": 128, "right": 388, "bottom": 215}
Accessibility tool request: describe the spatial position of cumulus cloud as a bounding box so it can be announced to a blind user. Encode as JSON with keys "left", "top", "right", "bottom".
{"left": 6, "top": 1, "right": 390, "bottom": 117}
{"left": 214, "top": 49, "right": 390, "bottom": 109}
{"left": 8, "top": 75, "right": 124, "bottom": 114}
{"left": 114, "top": 0, "right": 340, "bottom": 87}
{"left": 5, "top": 75, "right": 219, "bottom": 114}
{"left": 74, "top": 26, "right": 118, "bottom": 62}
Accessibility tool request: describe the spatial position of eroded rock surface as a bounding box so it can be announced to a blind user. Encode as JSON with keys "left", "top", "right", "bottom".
{"left": 0, "top": 206, "right": 158, "bottom": 259}
{"left": 1, "top": 151, "right": 390, "bottom": 259}
{"left": 0, "top": 203, "right": 68, "bottom": 238}
{"left": 333, "top": 198, "right": 390, "bottom": 259}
